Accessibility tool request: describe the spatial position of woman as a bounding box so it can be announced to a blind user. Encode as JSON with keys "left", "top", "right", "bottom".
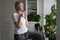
{"left": 12, "top": 1, "right": 42, "bottom": 40}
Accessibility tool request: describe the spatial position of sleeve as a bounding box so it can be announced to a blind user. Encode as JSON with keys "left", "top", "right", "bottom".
{"left": 12, "top": 13, "right": 18, "bottom": 22}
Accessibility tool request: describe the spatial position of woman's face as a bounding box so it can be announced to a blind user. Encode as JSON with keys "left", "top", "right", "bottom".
{"left": 18, "top": 3, "right": 24, "bottom": 11}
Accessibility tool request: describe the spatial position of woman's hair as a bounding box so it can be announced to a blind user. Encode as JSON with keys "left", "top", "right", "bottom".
{"left": 15, "top": 1, "right": 23, "bottom": 11}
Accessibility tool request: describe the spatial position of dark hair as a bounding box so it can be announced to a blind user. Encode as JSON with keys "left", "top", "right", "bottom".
{"left": 15, "top": 1, "right": 23, "bottom": 11}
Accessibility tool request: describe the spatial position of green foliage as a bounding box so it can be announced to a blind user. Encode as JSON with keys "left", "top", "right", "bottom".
{"left": 45, "top": 4, "right": 56, "bottom": 26}
{"left": 35, "top": 23, "right": 42, "bottom": 31}
{"left": 28, "top": 12, "right": 41, "bottom": 22}
{"left": 35, "top": 15, "right": 41, "bottom": 22}
{"left": 28, "top": 12, "right": 37, "bottom": 21}
{"left": 51, "top": 4, "right": 56, "bottom": 15}
{"left": 48, "top": 27, "right": 56, "bottom": 39}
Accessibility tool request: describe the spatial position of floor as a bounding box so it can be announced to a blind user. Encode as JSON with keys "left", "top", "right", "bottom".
{"left": 45, "top": 37, "right": 49, "bottom": 40}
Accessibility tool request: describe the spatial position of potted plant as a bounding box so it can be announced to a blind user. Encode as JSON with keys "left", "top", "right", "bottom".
{"left": 27, "top": 12, "right": 42, "bottom": 31}
{"left": 44, "top": 4, "right": 56, "bottom": 40}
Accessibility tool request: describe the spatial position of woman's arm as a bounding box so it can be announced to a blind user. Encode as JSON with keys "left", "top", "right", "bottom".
{"left": 14, "top": 15, "right": 22, "bottom": 28}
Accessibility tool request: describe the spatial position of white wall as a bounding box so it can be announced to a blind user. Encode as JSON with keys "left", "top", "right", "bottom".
{"left": 44, "top": 0, "right": 55, "bottom": 16}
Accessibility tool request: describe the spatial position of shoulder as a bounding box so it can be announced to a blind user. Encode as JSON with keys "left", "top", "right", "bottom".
{"left": 13, "top": 12, "right": 18, "bottom": 16}
{"left": 12, "top": 12, "right": 19, "bottom": 17}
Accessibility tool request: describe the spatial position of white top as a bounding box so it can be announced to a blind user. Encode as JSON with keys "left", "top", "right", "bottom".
{"left": 12, "top": 12, "right": 28, "bottom": 34}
